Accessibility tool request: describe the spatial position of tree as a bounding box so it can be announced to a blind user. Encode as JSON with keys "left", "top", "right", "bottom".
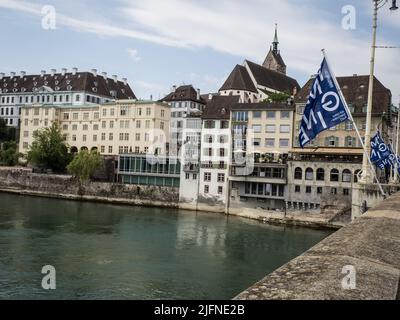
{"left": 0, "top": 141, "right": 21, "bottom": 166}
{"left": 67, "top": 150, "right": 103, "bottom": 182}
{"left": 265, "top": 92, "right": 291, "bottom": 103}
{"left": 27, "top": 123, "right": 71, "bottom": 172}
{"left": 0, "top": 118, "right": 17, "bottom": 142}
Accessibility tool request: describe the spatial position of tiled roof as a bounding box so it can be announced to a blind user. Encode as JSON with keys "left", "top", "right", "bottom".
{"left": 0, "top": 72, "right": 136, "bottom": 99}
{"left": 202, "top": 95, "right": 241, "bottom": 120}
{"left": 295, "top": 75, "right": 392, "bottom": 115}
{"left": 219, "top": 65, "right": 258, "bottom": 93}
{"left": 245, "top": 60, "right": 300, "bottom": 93}
{"left": 160, "top": 85, "right": 206, "bottom": 104}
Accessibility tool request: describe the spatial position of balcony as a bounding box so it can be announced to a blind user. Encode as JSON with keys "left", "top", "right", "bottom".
{"left": 183, "top": 163, "right": 200, "bottom": 172}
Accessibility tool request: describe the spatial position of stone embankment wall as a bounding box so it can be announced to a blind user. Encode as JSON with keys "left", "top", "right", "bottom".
{"left": 235, "top": 192, "right": 400, "bottom": 300}
{"left": 0, "top": 167, "right": 179, "bottom": 208}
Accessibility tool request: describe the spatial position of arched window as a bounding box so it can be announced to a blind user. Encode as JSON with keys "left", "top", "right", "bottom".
{"left": 316, "top": 168, "right": 325, "bottom": 181}
{"left": 70, "top": 146, "right": 78, "bottom": 153}
{"left": 305, "top": 168, "right": 314, "bottom": 180}
{"left": 294, "top": 167, "right": 302, "bottom": 180}
{"left": 354, "top": 170, "right": 361, "bottom": 183}
{"left": 330, "top": 169, "right": 339, "bottom": 182}
{"left": 342, "top": 169, "right": 352, "bottom": 182}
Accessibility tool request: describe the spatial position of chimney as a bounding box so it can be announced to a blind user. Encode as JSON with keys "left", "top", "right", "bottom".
{"left": 122, "top": 78, "right": 127, "bottom": 85}
{"left": 0, "top": 73, "right": 4, "bottom": 80}
{"left": 196, "top": 88, "right": 200, "bottom": 100}
{"left": 51, "top": 69, "right": 56, "bottom": 76}
{"left": 91, "top": 69, "right": 97, "bottom": 77}
{"left": 150, "top": 94, "right": 153, "bottom": 101}
{"left": 72, "top": 67, "right": 78, "bottom": 75}
{"left": 61, "top": 68, "right": 67, "bottom": 76}
{"left": 293, "top": 86, "right": 298, "bottom": 97}
{"left": 208, "top": 93, "right": 213, "bottom": 100}
{"left": 20, "top": 71, "right": 26, "bottom": 78}
{"left": 10, "top": 72, "right": 16, "bottom": 78}
{"left": 112, "top": 75, "right": 118, "bottom": 83}
{"left": 172, "top": 85, "right": 177, "bottom": 92}
{"left": 102, "top": 72, "right": 107, "bottom": 80}
{"left": 41, "top": 70, "right": 46, "bottom": 77}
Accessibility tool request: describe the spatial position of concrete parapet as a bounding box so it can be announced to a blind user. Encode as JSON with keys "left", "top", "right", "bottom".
{"left": 235, "top": 192, "right": 400, "bottom": 300}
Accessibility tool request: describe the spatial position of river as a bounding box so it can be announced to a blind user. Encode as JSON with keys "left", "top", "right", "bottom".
{"left": 0, "top": 192, "right": 332, "bottom": 299}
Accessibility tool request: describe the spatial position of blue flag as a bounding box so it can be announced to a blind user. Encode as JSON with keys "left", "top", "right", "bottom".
{"left": 370, "top": 131, "right": 391, "bottom": 163}
{"left": 299, "top": 58, "right": 350, "bottom": 148}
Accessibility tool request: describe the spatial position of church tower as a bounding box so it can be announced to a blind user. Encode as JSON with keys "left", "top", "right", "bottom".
{"left": 262, "top": 24, "right": 287, "bottom": 75}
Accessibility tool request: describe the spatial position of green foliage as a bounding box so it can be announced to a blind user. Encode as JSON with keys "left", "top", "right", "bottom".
{"left": 265, "top": 92, "right": 291, "bottom": 103}
{"left": 0, "top": 141, "right": 21, "bottom": 166}
{"left": 67, "top": 150, "right": 103, "bottom": 182}
{"left": 27, "top": 123, "right": 71, "bottom": 172}
{"left": 0, "top": 118, "right": 17, "bottom": 142}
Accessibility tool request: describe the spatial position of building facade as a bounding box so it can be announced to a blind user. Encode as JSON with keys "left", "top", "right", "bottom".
{"left": 288, "top": 74, "right": 393, "bottom": 214}
{"left": 19, "top": 100, "right": 171, "bottom": 156}
{"left": 228, "top": 102, "right": 295, "bottom": 215}
{"left": 0, "top": 69, "right": 135, "bottom": 127}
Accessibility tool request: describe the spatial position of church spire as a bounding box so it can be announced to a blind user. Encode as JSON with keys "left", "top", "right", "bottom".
{"left": 272, "top": 23, "right": 279, "bottom": 54}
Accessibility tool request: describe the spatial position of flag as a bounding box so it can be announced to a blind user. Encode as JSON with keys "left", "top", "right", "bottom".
{"left": 299, "top": 58, "right": 351, "bottom": 148}
{"left": 370, "top": 131, "right": 391, "bottom": 163}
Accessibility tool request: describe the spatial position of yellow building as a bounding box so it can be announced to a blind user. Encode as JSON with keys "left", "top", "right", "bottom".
{"left": 19, "top": 100, "right": 171, "bottom": 156}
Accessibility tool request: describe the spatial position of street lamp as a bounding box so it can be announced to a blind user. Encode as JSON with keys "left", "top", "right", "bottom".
{"left": 360, "top": 0, "right": 398, "bottom": 184}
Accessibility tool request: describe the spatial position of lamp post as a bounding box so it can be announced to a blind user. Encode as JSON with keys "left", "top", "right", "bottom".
{"left": 360, "top": 0, "right": 398, "bottom": 184}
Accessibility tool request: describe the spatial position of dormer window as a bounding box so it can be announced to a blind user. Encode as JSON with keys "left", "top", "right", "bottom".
{"left": 92, "top": 87, "right": 98, "bottom": 93}
{"left": 66, "top": 80, "right": 71, "bottom": 85}
{"left": 67, "top": 85, "right": 72, "bottom": 91}
{"left": 55, "top": 80, "right": 59, "bottom": 85}
{"left": 21, "top": 87, "right": 26, "bottom": 92}
{"left": 33, "top": 81, "right": 37, "bottom": 86}
{"left": 55, "top": 86, "right": 60, "bottom": 91}
{"left": 13, "top": 82, "right": 17, "bottom": 87}
{"left": 94, "top": 81, "right": 98, "bottom": 87}
{"left": 44, "top": 81, "right": 48, "bottom": 85}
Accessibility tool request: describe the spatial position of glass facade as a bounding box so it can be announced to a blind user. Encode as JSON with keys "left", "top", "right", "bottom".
{"left": 119, "top": 155, "right": 181, "bottom": 187}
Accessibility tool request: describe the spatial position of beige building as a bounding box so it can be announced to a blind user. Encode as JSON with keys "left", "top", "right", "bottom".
{"left": 19, "top": 100, "right": 171, "bottom": 156}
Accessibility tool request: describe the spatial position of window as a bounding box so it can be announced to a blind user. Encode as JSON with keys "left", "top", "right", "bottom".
{"left": 101, "top": 133, "right": 106, "bottom": 141}
{"left": 317, "top": 187, "right": 323, "bottom": 194}
{"left": 83, "top": 113, "right": 89, "bottom": 120}
{"left": 279, "top": 139, "right": 289, "bottom": 147}
{"left": 109, "top": 133, "right": 113, "bottom": 141}
{"left": 266, "top": 125, "right": 276, "bottom": 133}
{"left": 331, "top": 187, "right": 337, "bottom": 195}
{"left": 253, "top": 138, "right": 261, "bottom": 147}
{"left": 204, "top": 185, "right": 209, "bottom": 194}
{"left": 233, "top": 111, "right": 248, "bottom": 122}
{"left": 354, "top": 170, "right": 361, "bottom": 183}
{"left": 135, "top": 133, "right": 140, "bottom": 141}
{"left": 93, "top": 124, "right": 99, "bottom": 131}
{"left": 217, "top": 173, "right": 225, "bottom": 183}
{"left": 83, "top": 124, "right": 88, "bottom": 131}
{"left": 265, "top": 138, "right": 275, "bottom": 147}
{"left": 186, "top": 173, "right": 190, "bottom": 180}
{"left": 345, "top": 121, "right": 353, "bottom": 131}
{"left": 280, "top": 111, "right": 290, "bottom": 119}
{"left": 316, "top": 168, "right": 325, "bottom": 181}
{"left": 345, "top": 136, "right": 356, "bottom": 147}
{"left": 108, "top": 146, "right": 113, "bottom": 154}
{"left": 294, "top": 168, "right": 302, "bottom": 180}
{"left": 204, "top": 120, "right": 215, "bottom": 129}
{"left": 145, "top": 120, "right": 151, "bottom": 129}
{"left": 93, "top": 135, "right": 97, "bottom": 142}
{"left": 204, "top": 172, "right": 211, "bottom": 182}
{"left": 136, "top": 120, "right": 141, "bottom": 128}
{"left": 219, "top": 148, "right": 226, "bottom": 157}
{"left": 252, "top": 125, "right": 262, "bottom": 133}
{"left": 330, "top": 169, "right": 339, "bottom": 182}
{"left": 326, "top": 136, "right": 338, "bottom": 147}
{"left": 102, "top": 109, "right": 107, "bottom": 116}
{"left": 110, "top": 121, "right": 114, "bottom": 129}
{"left": 295, "top": 185, "right": 301, "bottom": 193}
{"left": 280, "top": 125, "right": 290, "bottom": 133}
{"left": 83, "top": 135, "right": 87, "bottom": 142}
{"left": 343, "top": 188, "right": 350, "bottom": 196}
{"left": 306, "top": 186, "right": 312, "bottom": 194}
{"left": 218, "top": 186, "right": 223, "bottom": 195}
{"left": 305, "top": 168, "right": 314, "bottom": 180}
{"left": 342, "top": 169, "right": 352, "bottom": 182}
{"left": 266, "top": 111, "right": 276, "bottom": 119}
{"left": 73, "top": 113, "right": 78, "bottom": 120}
{"left": 253, "top": 111, "right": 261, "bottom": 118}
{"left": 146, "top": 108, "right": 151, "bottom": 116}
{"left": 72, "top": 135, "right": 77, "bottom": 142}
{"left": 63, "top": 113, "right": 69, "bottom": 120}
{"left": 161, "top": 110, "right": 165, "bottom": 117}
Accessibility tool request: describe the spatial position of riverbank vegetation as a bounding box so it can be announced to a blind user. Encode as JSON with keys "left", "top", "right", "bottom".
{"left": 67, "top": 150, "right": 103, "bottom": 182}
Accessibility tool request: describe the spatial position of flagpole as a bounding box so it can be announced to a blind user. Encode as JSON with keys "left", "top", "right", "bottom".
{"left": 321, "top": 49, "right": 386, "bottom": 197}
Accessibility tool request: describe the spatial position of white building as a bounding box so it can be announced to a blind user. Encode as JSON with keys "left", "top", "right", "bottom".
{"left": 0, "top": 68, "right": 135, "bottom": 127}
{"left": 196, "top": 95, "right": 241, "bottom": 213}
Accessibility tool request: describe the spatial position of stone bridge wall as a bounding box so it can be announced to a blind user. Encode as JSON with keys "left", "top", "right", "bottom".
{"left": 235, "top": 192, "right": 400, "bottom": 300}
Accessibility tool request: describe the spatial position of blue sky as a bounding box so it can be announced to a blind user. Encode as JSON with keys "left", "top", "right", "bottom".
{"left": 0, "top": 0, "right": 399, "bottom": 103}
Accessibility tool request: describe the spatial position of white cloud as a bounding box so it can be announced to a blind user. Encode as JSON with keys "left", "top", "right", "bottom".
{"left": 0, "top": 0, "right": 398, "bottom": 102}
{"left": 127, "top": 48, "right": 141, "bottom": 62}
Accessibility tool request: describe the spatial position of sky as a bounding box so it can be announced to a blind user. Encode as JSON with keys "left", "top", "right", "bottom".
{"left": 0, "top": 0, "right": 399, "bottom": 103}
